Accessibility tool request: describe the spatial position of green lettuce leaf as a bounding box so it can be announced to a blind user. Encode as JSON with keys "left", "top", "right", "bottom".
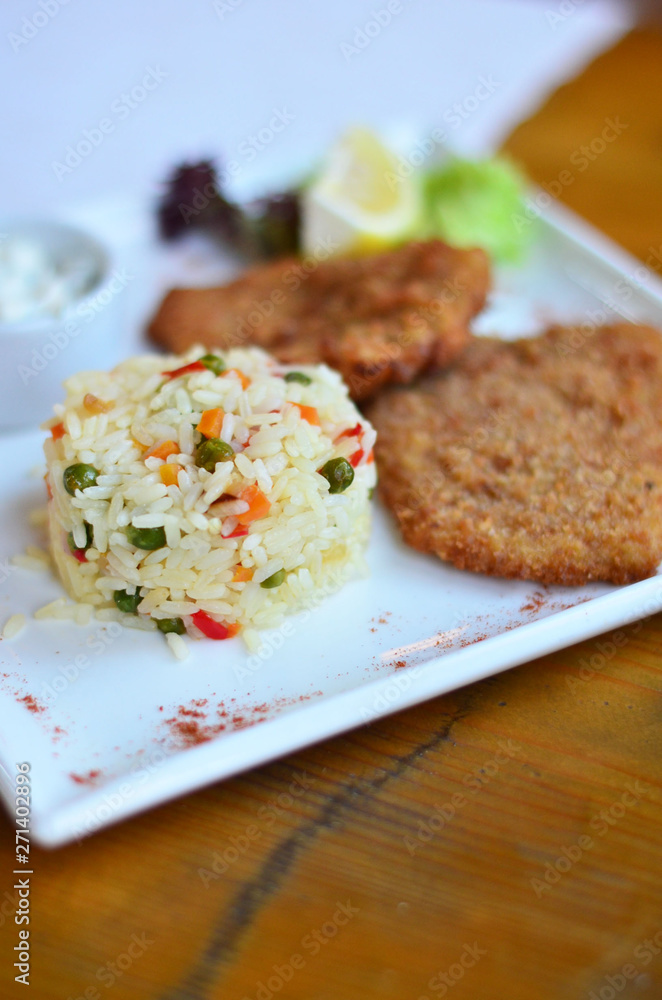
{"left": 422, "top": 156, "right": 532, "bottom": 263}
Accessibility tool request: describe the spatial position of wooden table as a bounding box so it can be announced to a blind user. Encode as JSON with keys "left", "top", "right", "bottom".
{"left": 2, "top": 27, "right": 662, "bottom": 1000}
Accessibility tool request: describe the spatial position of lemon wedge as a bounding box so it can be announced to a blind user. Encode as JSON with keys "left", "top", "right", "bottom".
{"left": 302, "top": 128, "right": 422, "bottom": 256}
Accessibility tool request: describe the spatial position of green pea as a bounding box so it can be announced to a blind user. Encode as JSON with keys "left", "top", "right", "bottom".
{"left": 155, "top": 617, "right": 186, "bottom": 635}
{"left": 284, "top": 371, "right": 312, "bottom": 385}
{"left": 113, "top": 589, "right": 142, "bottom": 614}
{"left": 195, "top": 437, "right": 234, "bottom": 472}
{"left": 199, "top": 354, "right": 226, "bottom": 376}
{"left": 63, "top": 463, "right": 99, "bottom": 495}
{"left": 368, "top": 487, "right": 375, "bottom": 500}
{"left": 260, "top": 569, "right": 286, "bottom": 589}
{"left": 319, "top": 457, "right": 354, "bottom": 494}
{"left": 126, "top": 524, "right": 167, "bottom": 550}
{"left": 67, "top": 522, "right": 94, "bottom": 553}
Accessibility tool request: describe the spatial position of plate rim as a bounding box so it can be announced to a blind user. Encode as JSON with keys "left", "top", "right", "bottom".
{"left": 3, "top": 197, "right": 662, "bottom": 847}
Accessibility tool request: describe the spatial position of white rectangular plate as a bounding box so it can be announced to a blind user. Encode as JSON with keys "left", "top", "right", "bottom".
{"left": 1, "top": 197, "right": 662, "bottom": 847}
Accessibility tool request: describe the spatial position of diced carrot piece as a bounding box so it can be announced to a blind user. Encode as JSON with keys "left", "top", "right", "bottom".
{"left": 144, "top": 439, "right": 179, "bottom": 461}
{"left": 196, "top": 407, "right": 224, "bottom": 438}
{"left": 293, "top": 403, "right": 320, "bottom": 426}
{"left": 367, "top": 449, "right": 374, "bottom": 464}
{"left": 159, "top": 464, "right": 179, "bottom": 487}
{"left": 51, "top": 422, "right": 65, "bottom": 440}
{"left": 224, "top": 368, "right": 251, "bottom": 390}
{"left": 83, "top": 393, "right": 114, "bottom": 414}
{"left": 232, "top": 566, "right": 253, "bottom": 583}
{"left": 237, "top": 484, "right": 271, "bottom": 525}
{"left": 350, "top": 448, "right": 364, "bottom": 468}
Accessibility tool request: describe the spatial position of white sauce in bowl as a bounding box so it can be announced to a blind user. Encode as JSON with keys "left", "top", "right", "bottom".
{"left": 0, "top": 234, "right": 99, "bottom": 324}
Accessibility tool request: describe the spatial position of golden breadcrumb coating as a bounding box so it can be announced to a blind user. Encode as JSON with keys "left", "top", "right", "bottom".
{"left": 368, "top": 324, "right": 662, "bottom": 585}
{"left": 147, "top": 240, "right": 490, "bottom": 401}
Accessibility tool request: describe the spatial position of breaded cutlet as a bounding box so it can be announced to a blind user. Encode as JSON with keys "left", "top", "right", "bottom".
{"left": 367, "top": 323, "right": 662, "bottom": 585}
{"left": 147, "top": 240, "right": 490, "bottom": 401}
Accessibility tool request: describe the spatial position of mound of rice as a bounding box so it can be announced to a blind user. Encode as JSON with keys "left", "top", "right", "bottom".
{"left": 43, "top": 346, "right": 376, "bottom": 656}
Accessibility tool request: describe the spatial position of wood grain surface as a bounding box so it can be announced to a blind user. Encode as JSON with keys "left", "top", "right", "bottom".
{"left": 2, "top": 27, "right": 662, "bottom": 1000}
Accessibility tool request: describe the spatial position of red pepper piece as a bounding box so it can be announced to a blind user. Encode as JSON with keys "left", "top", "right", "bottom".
{"left": 71, "top": 548, "right": 87, "bottom": 563}
{"left": 226, "top": 524, "right": 249, "bottom": 538}
{"left": 192, "top": 610, "right": 238, "bottom": 640}
{"left": 161, "top": 361, "right": 206, "bottom": 380}
{"left": 338, "top": 423, "right": 362, "bottom": 440}
{"left": 350, "top": 448, "right": 364, "bottom": 468}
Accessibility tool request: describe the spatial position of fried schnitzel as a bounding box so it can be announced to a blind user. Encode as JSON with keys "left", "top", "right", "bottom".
{"left": 147, "top": 240, "right": 490, "bottom": 401}
{"left": 368, "top": 324, "right": 662, "bottom": 585}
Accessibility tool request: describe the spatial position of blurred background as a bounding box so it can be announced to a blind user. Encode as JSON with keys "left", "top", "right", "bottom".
{"left": 1, "top": 0, "right": 633, "bottom": 212}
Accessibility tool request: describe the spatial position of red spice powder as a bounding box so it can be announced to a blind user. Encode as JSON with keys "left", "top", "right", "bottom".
{"left": 164, "top": 716, "right": 226, "bottom": 747}
{"left": 163, "top": 691, "right": 324, "bottom": 749}
{"left": 520, "top": 590, "right": 547, "bottom": 613}
{"left": 19, "top": 694, "right": 45, "bottom": 714}
{"left": 70, "top": 769, "right": 101, "bottom": 785}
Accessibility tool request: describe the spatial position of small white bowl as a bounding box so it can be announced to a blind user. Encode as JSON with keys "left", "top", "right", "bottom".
{"left": 0, "top": 220, "right": 126, "bottom": 429}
